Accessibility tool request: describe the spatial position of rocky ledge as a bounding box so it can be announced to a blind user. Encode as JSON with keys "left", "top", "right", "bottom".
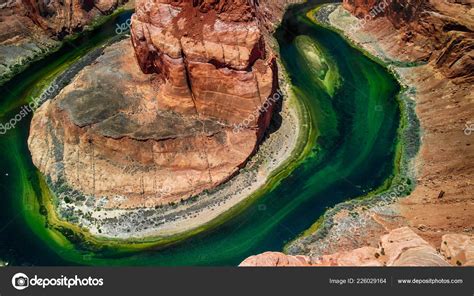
{"left": 28, "top": 0, "right": 278, "bottom": 209}
{"left": 0, "top": 0, "right": 129, "bottom": 84}
{"left": 240, "top": 227, "right": 474, "bottom": 266}
{"left": 342, "top": 0, "right": 473, "bottom": 83}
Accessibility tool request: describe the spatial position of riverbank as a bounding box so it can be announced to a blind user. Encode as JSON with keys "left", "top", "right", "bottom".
{"left": 0, "top": 2, "right": 319, "bottom": 266}
{"left": 0, "top": 0, "right": 426, "bottom": 266}
{"left": 0, "top": 1, "right": 134, "bottom": 86}
{"left": 26, "top": 37, "right": 309, "bottom": 246}
{"left": 284, "top": 3, "right": 473, "bottom": 258}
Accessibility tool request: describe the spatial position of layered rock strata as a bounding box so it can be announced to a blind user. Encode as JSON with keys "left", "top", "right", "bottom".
{"left": 319, "top": 0, "right": 474, "bottom": 258}
{"left": 0, "top": 0, "right": 129, "bottom": 84}
{"left": 240, "top": 227, "right": 469, "bottom": 266}
{"left": 28, "top": 0, "right": 277, "bottom": 208}
{"left": 20, "top": 0, "right": 128, "bottom": 37}
{"left": 244, "top": 0, "right": 473, "bottom": 266}
{"left": 343, "top": 0, "right": 473, "bottom": 83}
{"left": 130, "top": 0, "right": 276, "bottom": 133}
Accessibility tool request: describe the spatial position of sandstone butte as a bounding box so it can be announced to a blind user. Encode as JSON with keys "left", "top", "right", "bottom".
{"left": 28, "top": 0, "right": 278, "bottom": 208}
{"left": 239, "top": 227, "right": 474, "bottom": 266}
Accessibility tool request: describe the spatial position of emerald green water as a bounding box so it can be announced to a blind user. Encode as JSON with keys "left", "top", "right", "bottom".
{"left": 0, "top": 1, "right": 401, "bottom": 266}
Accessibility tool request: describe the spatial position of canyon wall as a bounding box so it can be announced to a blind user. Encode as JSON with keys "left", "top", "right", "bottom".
{"left": 243, "top": 0, "right": 473, "bottom": 266}
{"left": 130, "top": 0, "right": 277, "bottom": 134}
{"left": 28, "top": 0, "right": 278, "bottom": 208}
{"left": 0, "top": 0, "right": 129, "bottom": 84}
{"left": 20, "top": 0, "right": 128, "bottom": 36}
{"left": 240, "top": 227, "right": 473, "bottom": 266}
{"left": 343, "top": 0, "right": 473, "bottom": 83}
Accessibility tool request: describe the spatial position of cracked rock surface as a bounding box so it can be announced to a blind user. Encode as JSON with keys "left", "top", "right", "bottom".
{"left": 29, "top": 0, "right": 278, "bottom": 209}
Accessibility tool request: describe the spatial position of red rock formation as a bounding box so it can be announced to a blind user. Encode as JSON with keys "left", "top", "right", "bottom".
{"left": 240, "top": 252, "right": 312, "bottom": 267}
{"left": 28, "top": 0, "right": 278, "bottom": 208}
{"left": 240, "top": 227, "right": 453, "bottom": 266}
{"left": 130, "top": 0, "right": 277, "bottom": 136}
{"left": 0, "top": 0, "right": 129, "bottom": 83}
{"left": 342, "top": 0, "right": 381, "bottom": 18}
{"left": 343, "top": 0, "right": 474, "bottom": 83}
{"left": 20, "top": 0, "right": 128, "bottom": 36}
{"left": 441, "top": 234, "right": 474, "bottom": 266}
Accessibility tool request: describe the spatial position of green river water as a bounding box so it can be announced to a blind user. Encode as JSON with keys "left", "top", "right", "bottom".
{"left": 0, "top": 1, "right": 403, "bottom": 266}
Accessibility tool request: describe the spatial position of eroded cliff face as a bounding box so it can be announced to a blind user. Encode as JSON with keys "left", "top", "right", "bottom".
{"left": 20, "top": 0, "right": 128, "bottom": 36}
{"left": 343, "top": 0, "right": 474, "bottom": 83}
{"left": 2, "top": 0, "right": 127, "bottom": 35}
{"left": 28, "top": 0, "right": 277, "bottom": 208}
{"left": 342, "top": 0, "right": 380, "bottom": 17}
{"left": 130, "top": 0, "right": 276, "bottom": 133}
{"left": 243, "top": 0, "right": 473, "bottom": 267}
{"left": 240, "top": 227, "right": 473, "bottom": 266}
{"left": 0, "top": 0, "right": 129, "bottom": 84}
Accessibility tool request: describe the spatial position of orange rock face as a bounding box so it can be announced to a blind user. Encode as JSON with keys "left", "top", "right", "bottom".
{"left": 441, "top": 234, "right": 474, "bottom": 266}
{"left": 28, "top": 0, "right": 278, "bottom": 208}
{"left": 21, "top": 0, "right": 128, "bottom": 36}
{"left": 240, "top": 227, "right": 453, "bottom": 267}
{"left": 342, "top": 0, "right": 381, "bottom": 17}
{"left": 130, "top": 0, "right": 277, "bottom": 135}
{"left": 240, "top": 252, "right": 312, "bottom": 267}
{"left": 0, "top": 0, "right": 129, "bottom": 84}
{"left": 343, "top": 0, "right": 473, "bottom": 83}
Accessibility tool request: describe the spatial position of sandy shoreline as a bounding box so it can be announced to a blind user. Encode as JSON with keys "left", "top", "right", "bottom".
{"left": 285, "top": 4, "right": 473, "bottom": 258}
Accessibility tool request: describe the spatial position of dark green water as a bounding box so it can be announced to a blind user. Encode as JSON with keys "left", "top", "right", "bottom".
{"left": 0, "top": 2, "right": 401, "bottom": 266}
